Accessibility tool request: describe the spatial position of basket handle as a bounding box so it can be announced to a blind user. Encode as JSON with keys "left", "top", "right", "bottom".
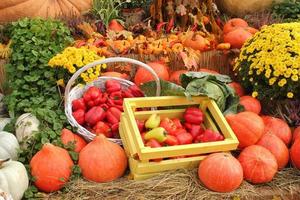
{"left": 64, "top": 57, "right": 161, "bottom": 106}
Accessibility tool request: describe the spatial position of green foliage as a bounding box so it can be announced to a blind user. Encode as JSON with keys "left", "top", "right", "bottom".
{"left": 4, "top": 18, "right": 73, "bottom": 199}
{"left": 121, "top": 0, "right": 153, "bottom": 9}
{"left": 91, "top": 0, "right": 124, "bottom": 27}
{"left": 272, "top": 0, "right": 300, "bottom": 22}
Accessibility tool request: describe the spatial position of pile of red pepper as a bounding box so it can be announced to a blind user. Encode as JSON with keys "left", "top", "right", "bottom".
{"left": 72, "top": 80, "right": 144, "bottom": 138}
{"left": 136, "top": 107, "right": 224, "bottom": 150}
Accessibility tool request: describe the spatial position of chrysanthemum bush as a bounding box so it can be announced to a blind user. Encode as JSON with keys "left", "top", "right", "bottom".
{"left": 234, "top": 23, "right": 300, "bottom": 100}
{"left": 48, "top": 47, "right": 106, "bottom": 83}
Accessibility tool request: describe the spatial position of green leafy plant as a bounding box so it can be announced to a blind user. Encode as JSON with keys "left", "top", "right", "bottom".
{"left": 91, "top": 0, "right": 124, "bottom": 27}
{"left": 272, "top": 0, "right": 300, "bottom": 22}
{"left": 4, "top": 18, "right": 73, "bottom": 199}
{"left": 121, "top": 0, "right": 152, "bottom": 9}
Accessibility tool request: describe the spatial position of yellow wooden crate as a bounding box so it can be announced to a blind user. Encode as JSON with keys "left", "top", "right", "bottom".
{"left": 121, "top": 96, "right": 239, "bottom": 161}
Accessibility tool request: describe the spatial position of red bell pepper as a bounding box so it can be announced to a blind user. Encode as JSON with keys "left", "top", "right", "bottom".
{"left": 145, "top": 139, "right": 163, "bottom": 162}
{"left": 105, "top": 80, "right": 121, "bottom": 94}
{"left": 184, "top": 123, "right": 204, "bottom": 139}
{"left": 136, "top": 119, "right": 145, "bottom": 133}
{"left": 141, "top": 132, "right": 146, "bottom": 144}
{"left": 169, "top": 128, "right": 187, "bottom": 137}
{"left": 72, "top": 109, "right": 85, "bottom": 125}
{"left": 85, "top": 106, "right": 105, "bottom": 126}
{"left": 111, "top": 123, "right": 119, "bottom": 138}
{"left": 122, "top": 89, "right": 134, "bottom": 98}
{"left": 72, "top": 98, "right": 86, "bottom": 111}
{"left": 99, "top": 103, "right": 109, "bottom": 111}
{"left": 196, "top": 129, "right": 224, "bottom": 143}
{"left": 183, "top": 107, "right": 204, "bottom": 124}
{"left": 165, "top": 135, "right": 179, "bottom": 146}
{"left": 109, "top": 91, "right": 123, "bottom": 105}
{"left": 176, "top": 132, "right": 193, "bottom": 145}
{"left": 83, "top": 86, "right": 104, "bottom": 107}
{"left": 93, "top": 121, "right": 112, "bottom": 138}
{"left": 160, "top": 117, "right": 177, "bottom": 134}
{"left": 106, "top": 107, "right": 122, "bottom": 124}
{"left": 128, "top": 85, "right": 144, "bottom": 97}
{"left": 172, "top": 118, "right": 183, "bottom": 129}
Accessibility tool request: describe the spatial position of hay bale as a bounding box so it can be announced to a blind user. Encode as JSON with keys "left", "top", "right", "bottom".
{"left": 47, "top": 168, "right": 300, "bottom": 200}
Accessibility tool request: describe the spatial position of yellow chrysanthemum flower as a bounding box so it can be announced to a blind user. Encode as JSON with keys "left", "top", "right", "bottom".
{"left": 287, "top": 92, "right": 294, "bottom": 98}
{"left": 252, "top": 91, "right": 258, "bottom": 98}
{"left": 291, "top": 75, "right": 299, "bottom": 81}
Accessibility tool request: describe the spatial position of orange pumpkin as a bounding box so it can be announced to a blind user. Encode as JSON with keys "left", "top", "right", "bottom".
{"left": 183, "top": 34, "right": 209, "bottom": 51}
{"left": 226, "top": 112, "right": 264, "bottom": 149}
{"left": 78, "top": 135, "right": 127, "bottom": 182}
{"left": 0, "top": 0, "right": 92, "bottom": 23}
{"left": 292, "top": 126, "right": 300, "bottom": 143}
{"left": 228, "top": 82, "right": 245, "bottom": 97}
{"left": 256, "top": 133, "right": 289, "bottom": 169}
{"left": 30, "top": 143, "right": 74, "bottom": 192}
{"left": 290, "top": 139, "right": 300, "bottom": 169}
{"left": 61, "top": 129, "right": 87, "bottom": 153}
{"left": 169, "top": 70, "right": 188, "bottom": 85}
{"left": 239, "top": 96, "right": 261, "bottom": 114}
{"left": 261, "top": 116, "right": 292, "bottom": 146}
{"left": 224, "top": 28, "right": 253, "bottom": 49}
{"left": 223, "top": 18, "right": 249, "bottom": 34}
{"left": 198, "top": 153, "right": 243, "bottom": 192}
{"left": 245, "top": 27, "right": 259, "bottom": 34}
{"left": 134, "top": 61, "right": 169, "bottom": 86}
{"left": 238, "top": 145, "right": 278, "bottom": 184}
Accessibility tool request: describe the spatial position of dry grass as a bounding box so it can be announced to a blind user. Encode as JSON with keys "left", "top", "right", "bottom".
{"left": 46, "top": 167, "right": 300, "bottom": 200}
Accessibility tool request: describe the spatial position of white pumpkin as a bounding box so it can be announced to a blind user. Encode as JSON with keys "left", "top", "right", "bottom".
{"left": 216, "top": 0, "right": 283, "bottom": 16}
{"left": 15, "top": 113, "right": 39, "bottom": 142}
{"left": 0, "top": 159, "right": 29, "bottom": 200}
{"left": 0, "top": 132, "right": 19, "bottom": 160}
{"left": 0, "top": 118, "right": 11, "bottom": 132}
{"left": 0, "top": 188, "right": 13, "bottom": 200}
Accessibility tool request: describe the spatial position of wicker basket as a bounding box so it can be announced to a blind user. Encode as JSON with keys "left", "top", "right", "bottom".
{"left": 64, "top": 57, "right": 161, "bottom": 144}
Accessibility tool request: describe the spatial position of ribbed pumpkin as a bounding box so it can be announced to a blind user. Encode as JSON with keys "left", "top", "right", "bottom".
{"left": 78, "top": 135, "right": 127, "bottom": 182}
{"left": 61, "top": 128, "right": 87, "bottom": 153}
{"left": 30, "top": 144, "right": 74, "bottom": 192}
{"left": 256, "top": 133, "right": 289, "bottom": 169}
{"left": 239, "top": 96, "right": 261, "bottom": 114}
{"left": 262, "top": 116, "right": 292, "bottom": 146}
{"left": 0, "top": 0, "right": 92, "bottom": 23}
{"left": 292, "top": 126, "right": 300, "bottom": 143}
{"left": 290, "top": 139, "right": 300, "bottom": 169}
{"left": 198, "top": 153, "right": 243, "bottom": 192}
{"left": 228, "top": 82, "right": 245, "bottom": 97}
{"left": 226, "top": 112, "right": 264, "bottom": 148}
{"left": 238, "top": 145, "right": 278, "bottom": 184}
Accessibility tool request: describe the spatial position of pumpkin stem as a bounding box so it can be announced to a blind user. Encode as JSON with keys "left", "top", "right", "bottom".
{"left": 0, "top": 158, "right": 10, "bottom": 167}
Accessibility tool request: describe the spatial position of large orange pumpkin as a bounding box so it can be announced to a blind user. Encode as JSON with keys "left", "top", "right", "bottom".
{"left": 30, "top": 143, "right": 74, "bottom": 192}
{"left": 169, "top": 70, "right": 187, "bottom": 85}
{"left": 239, "top": 96, "right": 261, "bottom": 114}
{"left": 61, "top": 128, "right": 87, "bottom": 153}
{"left": 78, "top": 135, "right": 127, "bottom": 182}
{"left": 292, "top": 126, "right": 300, "bottom": 143}
{"left": 0, "top": 0, "right": 92, "bottom": 23}
{"left": 290, "top": 139, "right": 300, "bottom": 169}
{"left": 223, "top": 18, "right": 249, "bottom": 34}
{"left": 226, "top": 112, "right": 264, "bottom": 149}
{"left": 238, "top": 145, "right": 278, "bottom": 184}
{"left": 134, "top": 61, "right": 169, "bottom": 86}
{"left": 224, "top": 28, "right": 253, "bottom": 49}
{"left": 198, "top": 153, "right": 243, "bottom": 192}
{"left": 256, "top": 133, "right": 289, "bottom": 169}
{"left": 261, "top": 116, "right": 292, "bottom": 146}
{"left": 228, "top": 82, "right": 245, "bottom": 97}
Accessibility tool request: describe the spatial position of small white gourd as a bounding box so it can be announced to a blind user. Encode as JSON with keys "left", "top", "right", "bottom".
{"left": 15, "top": 113, "right": 39, "bottom": 142}
{"left": 0, "top": 159, "right": 29, "bottom": 200}
{"left": 0, "top": 132, "right": 19, "bottom": 160}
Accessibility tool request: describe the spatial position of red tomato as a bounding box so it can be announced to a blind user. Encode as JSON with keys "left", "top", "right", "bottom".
{"left": 176, "top": 132, "right": 193, "bottom": 145}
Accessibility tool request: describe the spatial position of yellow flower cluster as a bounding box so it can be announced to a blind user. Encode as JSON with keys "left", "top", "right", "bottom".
{"left": 235, "top": 23, "right": 300, "bottom": 99}
{"left": 48, "top": 47, "right": 106, "bottom": 82}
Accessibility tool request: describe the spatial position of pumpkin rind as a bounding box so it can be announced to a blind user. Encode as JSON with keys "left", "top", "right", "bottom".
{"left": 290, "top": 139, "right": 300, "bottom": 169}
{"left": 256, "top": 133, "right": 289, "bottom": 169}
{"left": 0, "top": 131, "right": 19, "bottom": 160}
{"left": 292, "top": 126, "right": 300, "bottom": 143}
{"left": 225, "top": 112, "right": 264, "bottom": 148}
{"left": 238, "top": 145, "right": 278, "bottom": 184}
{"left": 239, "top": 96, "right": 261, "bottom": 114}
{"left": 30, "top": 143, "right": 74, "bottom": 192}
{"left": 61, "top": 128, "right": 87, "bottom": 153}
{"left": 198, "top": 153, "right": 243, "bottom": 192}
{"left": 78, "top": 135, "right": 128, "bottom": 183}
{"left": 0, "top": 159, "right": 29, "bottom": 200}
